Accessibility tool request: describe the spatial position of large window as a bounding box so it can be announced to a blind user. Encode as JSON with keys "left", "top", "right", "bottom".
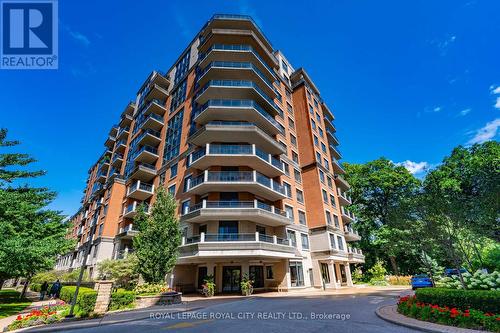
{"left": 329, "top": 233, "right": 336, "bottom": 249}
{"left": 285, "top": 205, "right": 294, "bottom": 221}
{"left": 296, "top": 189, "right": 304, "bottom": 203}
{"left": 164, "top": 109, "right": 184, "bottom": 162}
{"left": 170, "top": 80, "right": 187, "bottom": 113}
{"left": 289, "top": 262, "right": 304, "bottom": 287}
{"left": 325, "top": 211, "right": 332, "bottom": 225}
{"left": 301, "top": 233, "right": 309, "bottom": 250}
{"left": 337, "top": 235, "right": 345, "bottom": 251}
{"left": 174, "top": 51, "right": 190, "bottom": 85}
{"left": 287, "top": 230, "right": 297, "bottom": 247}
{"left": 298, "top": 211, "right": 306, "bottom": 225}
{"left": 249, "top": 266, "right": 264, "bottom": 288}
{"left": 320, "top": 263, "right": 330, "bottom": 283}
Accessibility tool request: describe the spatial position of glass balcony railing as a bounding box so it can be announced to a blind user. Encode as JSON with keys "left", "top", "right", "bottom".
{"left": 137, "top": 128, "right": 161, "bottom": 142}
{"left": 112, "top": 153, "right": 123, "bottom": 163}
{"left": 198, "top": 61, "right": 274, "bottom": 88}
{"left": 193, "top": 99, "right": 284, "bottom": 133}
{"left": 139, "top": 98, "right": 166, "bottom": 114}
{"left": 135, "top": 145, "right": 158, "bottom": 157}
{"left": 129, "top": 181, "right": 154, "bottom": 193}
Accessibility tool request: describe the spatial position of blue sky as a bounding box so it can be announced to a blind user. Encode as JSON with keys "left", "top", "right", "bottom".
{"left": 1, "top": 0, "right": 499, "bottom": 216}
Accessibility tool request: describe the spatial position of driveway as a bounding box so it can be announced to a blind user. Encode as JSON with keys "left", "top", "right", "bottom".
{"left": 27, "top": 287, "right": 420, "bottom": 333}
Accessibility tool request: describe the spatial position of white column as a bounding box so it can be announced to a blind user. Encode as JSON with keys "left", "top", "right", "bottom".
{"left": 204, "top": 170, "right": 208, "bottom": 182}
{"left": 200, "top": 232, "right": 205, "bottom": 243}
{"left": 273, "top": 235, "right": 278, "bottom": 244}
{"left": 345, "top": 263, "right": 353, "bottom": 287}
{"left": 255, "top": 231, "right": 259, "bottom": 241}
{"left": 181, "top": 236, "right": 186, "bottom": 245}
{"left": 202, "top": 199, "right": 207, "bottom": 208}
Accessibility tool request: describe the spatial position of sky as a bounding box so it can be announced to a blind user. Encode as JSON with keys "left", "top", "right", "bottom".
{"left": 1, "top": 0, "right": 499, "bottom": 216}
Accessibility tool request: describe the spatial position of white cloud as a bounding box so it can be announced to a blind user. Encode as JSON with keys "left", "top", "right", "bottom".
{"left": 64, "top": 25, "right": 90, "bottom": 47}
{"left": 459, "top": 108, "right": 471, "bottom": 116}
{"left": 397, "top": 160, "right": 430, "bottom": 175}
{"left": 467, "top": 118, "right": 500, "bottom": 145}
{"left": 491, "top": 85, "right": 500, "bottom": 109}
{"left": 495, "top": 97, "right": 500, "bottom": 110}
{"left": 433, "top": 106, "right": 442, "bottom": 112}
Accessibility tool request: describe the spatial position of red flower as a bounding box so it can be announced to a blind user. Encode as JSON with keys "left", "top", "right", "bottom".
{"left": 463, "top": 313, "right": 470, "bottom": 317}
{"left": 16, "top": 315, "right": 22, "bottom": 321}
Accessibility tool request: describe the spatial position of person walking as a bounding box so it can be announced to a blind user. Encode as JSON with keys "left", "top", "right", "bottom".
{"left": 49, "top": 279, "right": 61, "bottom": 299}
{"left": 39, "top": 281, "right": 49, "bottom": 301}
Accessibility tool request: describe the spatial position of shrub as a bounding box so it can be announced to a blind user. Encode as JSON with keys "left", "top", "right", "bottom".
{"left": 59, "top": 286, "right": 97, "bottom": 317}
{"left": 438, "top": 270, "right": 500, "bottom": 291}
{"left": 109, "top": 291, "right": 136, "bottom": 311}
{"left": 31, "top": 271, "right": 59, "bottom": 284}
{"left": 133, "top": 283, "right": 169, "bottom": 295}
{"left": 387, "top": 275, "right": 411, "bottom": 285}
{"left": 398, "top": 295, "right": 500, "bottom": 332}
{"left": 415, "top": 288, "right": 500, "bottom": 313}
{"left": 97, "top": 254, "right": 139, "bottom": 290}
{"left": 367, "top": 261, "right": 387, "bottom": 280}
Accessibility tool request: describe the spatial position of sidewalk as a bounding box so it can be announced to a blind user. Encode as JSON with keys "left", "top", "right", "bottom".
{"left": 376, "top": 305, "right": 484, "bottom": 333}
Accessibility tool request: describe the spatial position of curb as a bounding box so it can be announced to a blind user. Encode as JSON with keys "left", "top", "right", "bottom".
{"left": 375, "top": 305, "right": 484, "bottom": 333}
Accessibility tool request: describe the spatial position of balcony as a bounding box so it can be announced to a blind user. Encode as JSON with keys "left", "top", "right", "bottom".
{"left": 137, "top": 128, "right": 162, "bottom": 147}
{"left": 189, "top": 144, "right": 284, "bottom": 177}
{"left": 140, "top": 98, "right": 167, "bottom": 116}
{"left": 114, "top": 139, "right": 127, "bottom": 153}
{"left": 324, "top": 116, "right": 336, "bottom": 132}
{"left": 341, "top": 206, "right": 356, "bottom": 223}
{"left": 178, "top": 231, "right": 295, "bottom": 263}
{"left": 132, "top": 145, "right": 159, "bottom": 164}
{"left": 185, "top": 170, "right": 287, "bottom": 201}
{"left": 105, "top": 135, "right": 116, "bottom": 149}
{"left": 337, "top": 188, "right": 352, "bottom": 205}
{"left": 140, "top": 71, "right": 170, "bottom": 91}
{"left": 194, "top": 80, "right": 281, "bottom": 117}
{"left": 127, "top": 162, "right": 156, "bottom": 182}
{"left": 116, "top": 126, "right": 130, "bottom": 140}
{"left": 111, "top": 153, "right": 124, "bottom": 167}
{"left": 123, "top": 201, "right": 150, "bottom": 219}
{"left": 329, "top": 144, "right": 342, "bottom": 160}
{"left": 127, "top": 181, "right": 154, "bottom": 200}
{"left": 142, "top": 83, "right": 168, "bottom": 103}
{"left": 96, "top": 169, "right": 107, "bottom": 183}
{"left": 193, "top": 100, "right": 283, "bottom": 135}
{"left": 197, "top": 61, "right": 276, "bottom": 98}
{"left": 139, "top": 113, "right": 164, "bottom": 132}
{"left": 334, "top": 174, "right": 350, "bottom": 189}
{"left": 327, "top": 130, "right": 340, "bottom": 146}
{"left": 198, "top": 44, "right": 276, "bottom": 82}
{"left": 119, "top": 113, "right": 133, "bottom": 127}
{"left": 181, "top": 200, "right": 292, "bottom": 227}
{"left": 116, "top": 223, "right": 138, "bottom": 239}
{"left": 344, "top": 226, "right": 361, "bottom": 241}
{"left": 332, "top": 158, "right": 345, "bottom": 174}
{"left": 189, "top": 121, "right": 285, "bottom": 155}
{"left": 347, "top": 247, "right": 365, "bottom": 263}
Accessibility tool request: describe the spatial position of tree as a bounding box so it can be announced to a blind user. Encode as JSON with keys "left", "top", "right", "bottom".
{"left": 97, "top": 254, "right": 139, "bottom": 290}
{"left": 0, "top": 129, "right": 73, "bottom": 295}
{"left": 133, "top": 186, "right": 181, "bottom": 284}
{"left": 343, "top": 158, "right": 421, "bottom": 274}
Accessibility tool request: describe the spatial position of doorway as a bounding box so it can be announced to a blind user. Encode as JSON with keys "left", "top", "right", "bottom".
{"left": 339, "top": 264, "right": 347, "bottom": 285}
{"left": 222, "top": 266, "right": 241, "bottom": 292}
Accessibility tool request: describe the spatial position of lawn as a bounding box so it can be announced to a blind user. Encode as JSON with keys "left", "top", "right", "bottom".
{"left": 0, "top": 289, "right": 31, "bottom": 318}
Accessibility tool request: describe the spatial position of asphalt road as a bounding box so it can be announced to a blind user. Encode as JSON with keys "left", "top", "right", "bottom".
{"left": 33, "top": 290, "right": 422, "bottom": 333}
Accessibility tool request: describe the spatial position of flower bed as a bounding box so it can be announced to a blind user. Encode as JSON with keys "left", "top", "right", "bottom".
{"left": 7, "top": 302, "right": 69, "bottom": 331}
{"left": 416, "top": 288, "right": 500, "bottom": 313}
{"left": 397, "top": 295, "right": 500, "bottom": 332}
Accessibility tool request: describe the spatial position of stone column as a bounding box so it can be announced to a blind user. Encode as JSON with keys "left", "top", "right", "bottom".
{"left": 93, "top": 280, "right": 114, "bottom": 314}
{"left": 345, "top": 263, "right": 354, "bottom": 287}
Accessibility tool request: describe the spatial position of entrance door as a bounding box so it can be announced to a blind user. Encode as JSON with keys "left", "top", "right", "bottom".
{"left": 339, "top": 264, "right": 347, "bottom": 285}
{"left": 197, "top": 266, "right": 208, "bottom": 289}
{"left": 222, "top": 266, "right": 241, "bottom": 292}
{"left": 249, "top": 266, "right": 264, "bottom": 288}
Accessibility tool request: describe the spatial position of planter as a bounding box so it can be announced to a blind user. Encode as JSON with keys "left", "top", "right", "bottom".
{"left": 135, "top": 292, "right": 182, "bottom": 309}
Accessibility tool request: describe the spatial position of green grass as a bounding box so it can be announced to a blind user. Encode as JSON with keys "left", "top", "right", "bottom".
{"left": 0, "top": 289, "right": 31, "bottom": 319}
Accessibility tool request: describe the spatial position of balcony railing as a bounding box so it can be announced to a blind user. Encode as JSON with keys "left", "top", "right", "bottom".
{"left": 337, "top": 188, "right": 352, "bottom": 203}
{"left": 193, "top": 99, "right": 284, "bottom": 133}
{"left": 128, "top": 181, "right": 154, "bottom": 195}
{"left": 341, "top": 206, "right": 356, "bottom": 220}
{"left": 187, "top": 170, "right": 286, "bottom": 196}
{"left": 183, "top": 200, "right": 288, "bottom": 219}
{"left": 198, "top": 61, "right": 274, "bottom": 88}
{"left": 344, "top": 225, "right": 359, "bottom": 235}
{"left": 182, "top": 231, "right": 290, "bottom": 246}
{"left": 348, "top": 247, "right": 364, "bottom": 255}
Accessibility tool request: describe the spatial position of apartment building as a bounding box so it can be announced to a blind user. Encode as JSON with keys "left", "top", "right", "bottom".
{"left": 55, "top": 14, "right": 365, "bottom": 292}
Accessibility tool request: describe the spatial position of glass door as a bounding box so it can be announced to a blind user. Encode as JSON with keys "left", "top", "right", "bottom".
{"left": 222, "top": 266, "right": 241, "bottom": 292}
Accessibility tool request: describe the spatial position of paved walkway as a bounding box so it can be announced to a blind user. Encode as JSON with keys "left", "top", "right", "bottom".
{"left": 376, "top": 304, "right": 484, "bottom": 333}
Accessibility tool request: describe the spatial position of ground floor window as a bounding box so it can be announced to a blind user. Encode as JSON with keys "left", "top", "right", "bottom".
{"left": 320, "top": 263, "right": 330, "bottom": 283}
{"left": 249, "top": 266, "right": 264, "bottom": 288}
{"left": 266, "top": 266, "right": 274, "bottom": 279}
{"left": 198, "top": 266, "right": 208, "bottom": 289}
{"left": 289, "top": 261, "right": 304, "bottom": 287}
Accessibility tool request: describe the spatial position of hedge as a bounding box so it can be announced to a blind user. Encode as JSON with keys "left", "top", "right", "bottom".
{"left": 59, "top": 286, "right": 97, "bottom": 317}
{"left": 415, "top": 288, "right": 500, "bottom": 313}
{"left": 109, "top": 291, "right": 136, "bottom": 311}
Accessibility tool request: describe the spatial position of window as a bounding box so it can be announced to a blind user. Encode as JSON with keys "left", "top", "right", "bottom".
{"left": 285, "top": 91, "right": 292, "bottom": 101}
{"left": 276, "top": 91, "right": 283, "bottom": 104}
{"left": 170, "top": 163, "right": 178, "bottom": 178}
{"left": 266, "top": 266, "right": 274, "bottom": 279}
{"left": 281, "top": 59, "right": 288, "bottom": 73}
{"left": 296, "top": 189, "right": 304, "bottom": 203}
{"left": 279, "top": 140, "right": 287, "bottom": 150}
{"left": 181, "top": 200, "right": 190, "bottom": 215}
{"left": 298, "top": 211, "right": 306, "bottom": 225}
{"left": 170, "top": 80, "right": 187, "bottom": 112}
{"left": 183, "top": 175, "right": 191, "bottom": 192}
{"left": 316, "top": 151, "right": 322, "bottom": 162}
{"left": 314, "top": 99, "right": 319, "bottom": 108}
{"left": 324, "top": 159, "right": 329, "bottom": 170}
{"left": 308, "top": 104, "right": 313, "bottom": 114}
{"left": 292, "top": 151, "right": 299, "bottom": 163}
{"left": 311, "top": 120, "right": 317, "bottom": 130}
{"left": 322, "top": 189, "right": 328, "bottom": 202}
{"left": 288, "top": 117, "right": 295, "bottom": 130}
{"left": 327, "top": 177, "right": 333, "bottom": 189}
{"left": 325, "top": 211, "right": 332, "bottom": 225}
{"left": 316, "top": 112, "right": 321, "bottom": 122}
{"left": 320, "top": 263, "right": 330, "bottom": 283}
{"left": 174, "top": 50, "right": 190, "bottom": 85}
{"left": 98, "top": 224, "right": 103, "bottom": 236}
{"left": 283, "top": 162, "right": 290, "bottom": 176}
{"left": 329, "top": 233, "right": 336, "bottom": 248}
{"left": 301, "top": 233, "right": 309, "bottom": 250}
{"left": 337, "top": 235, "right": 345, "bottom": 251}
{"left": 321, "top": 142, "right": 327, "bottom": 153}
{"left": 249, "top": 266, "right": 264, "bottom": 288}
{"left": 284, "top": 182, "right": 292, "bottom": 198}
{"left": 289, "top": 262, "right": 304, "bottom": 287}
{"left": 287, "top": 103, "right": 293, "bottom": 114}
{"left": 168, "top": 184, "right": 176, "bottom": 196}
{"left": 164, "top": 109, "right": 184, "bottom": 162}
{"left": 330, "top": 194, "right": 336, "bottom": 207}
{"left": 319, "top": 170, "right": 325, "bottom": 183}
{"left": 333, "top": 214, "right": 340, "bottom": 228}
{"left": 290, "top": 134, "right": 297, "bottom": 147}
{"left": 285, "top": 205, "right": 294, "bottom": 221}
{"left": 287, "top": 230, "right": 297, "bottom": 247}
{"left": 313, "top": 135, "right": 319, "bottom": 146}
{"left": 319, "top": 128, "right": 324, "bottom": 138}
{"left": 294, "top": 169, "right": 301, "bottom": 183}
